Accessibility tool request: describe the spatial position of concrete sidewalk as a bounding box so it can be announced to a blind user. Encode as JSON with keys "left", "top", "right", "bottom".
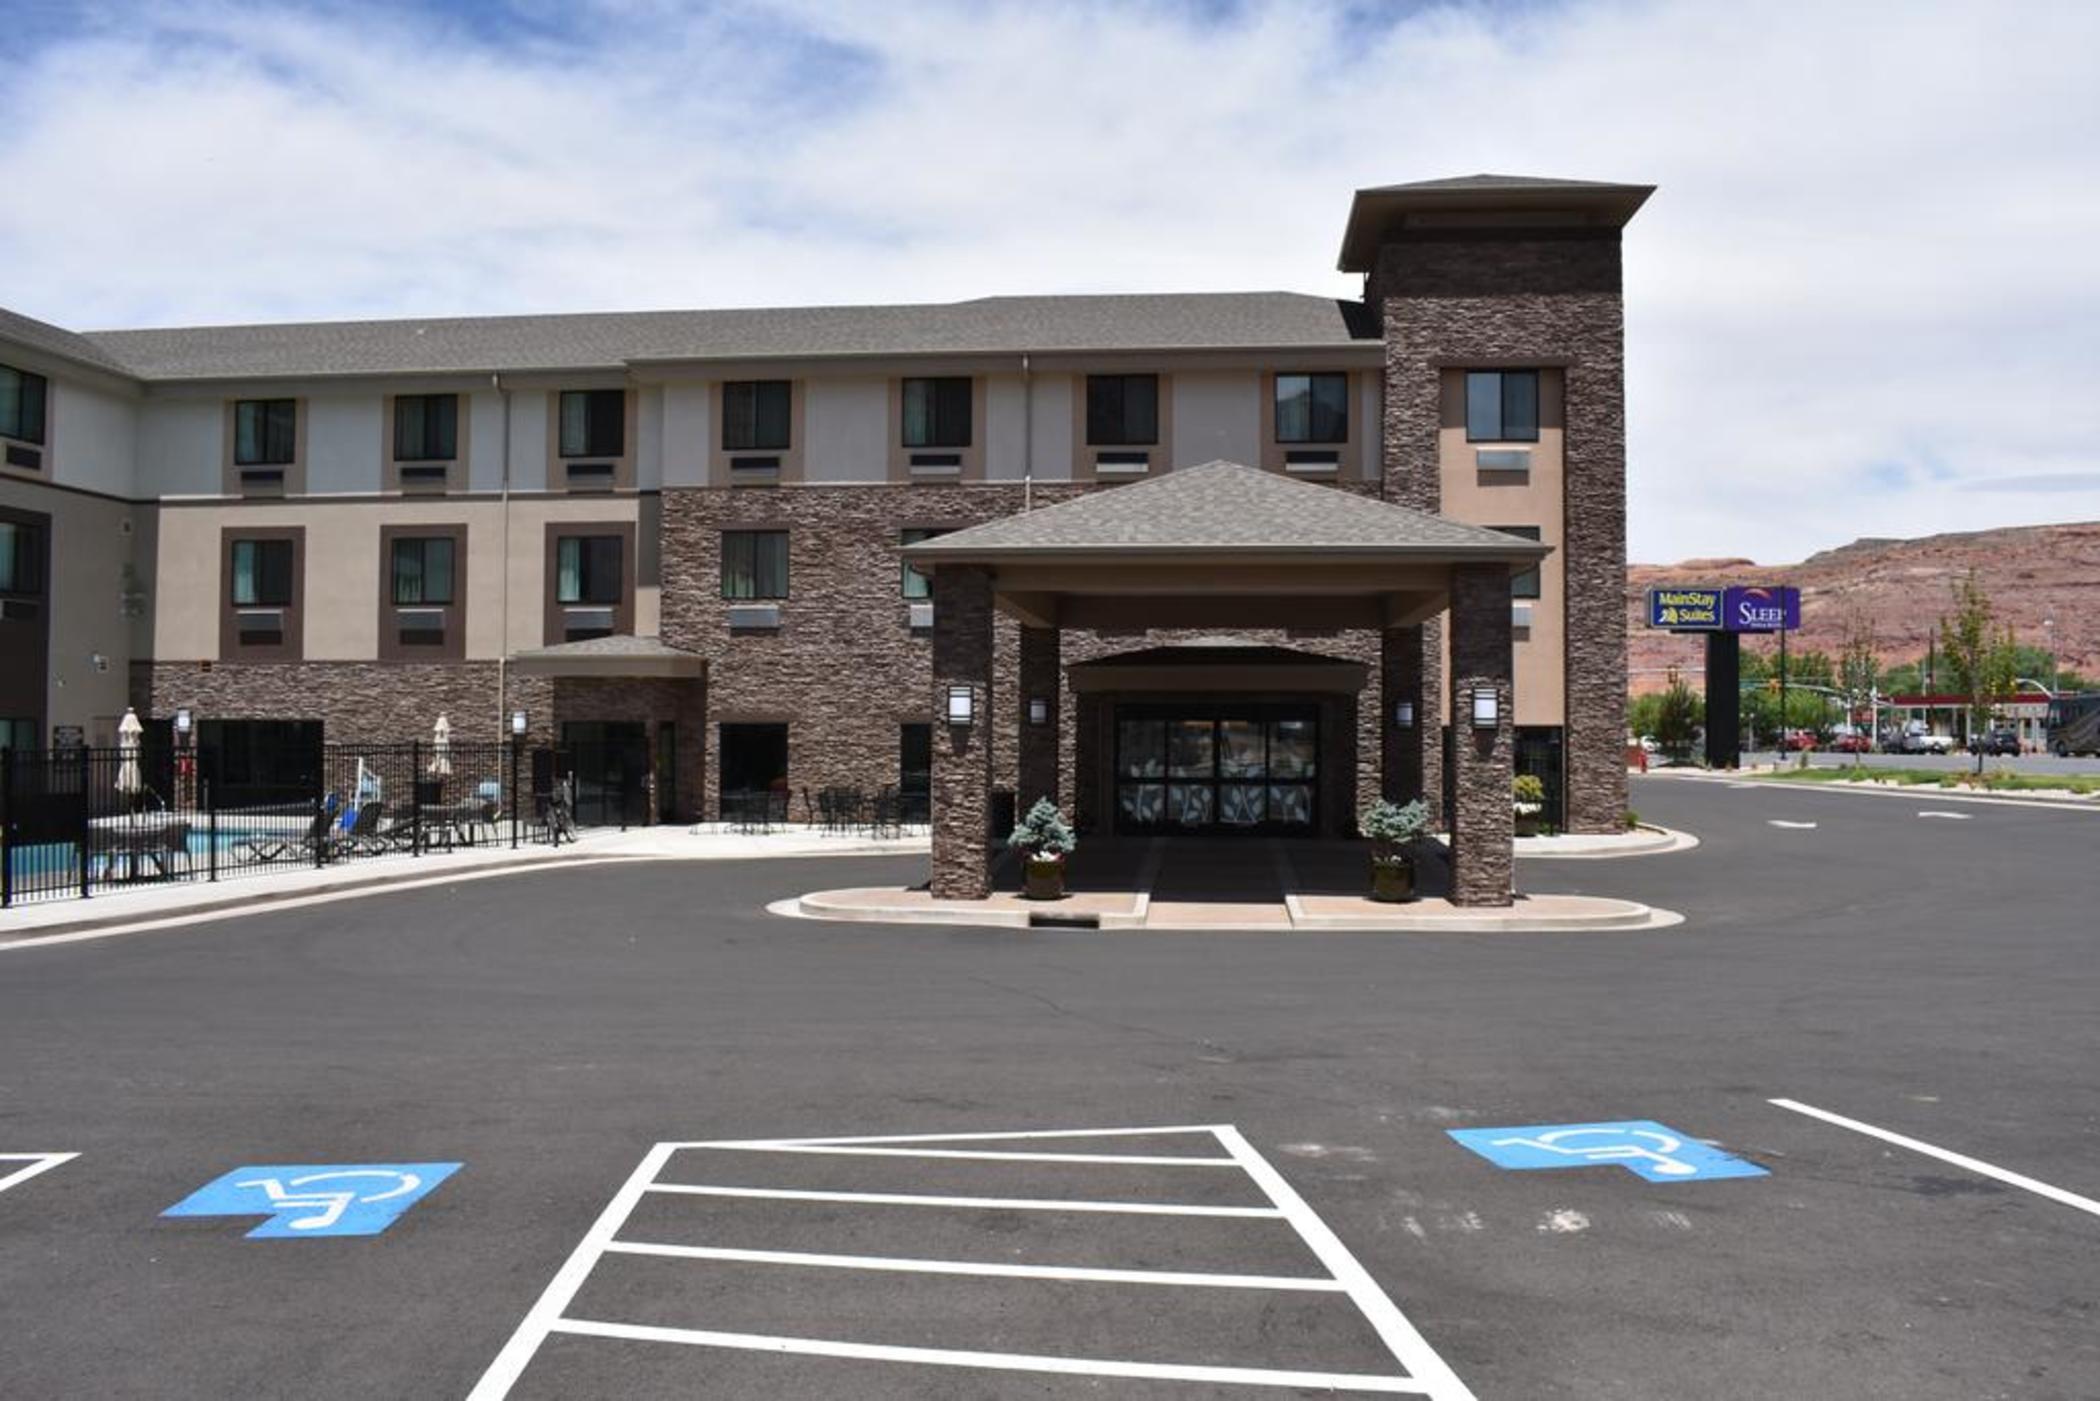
{"left": 0, "top": 824, "right": 929, "bottom": 943}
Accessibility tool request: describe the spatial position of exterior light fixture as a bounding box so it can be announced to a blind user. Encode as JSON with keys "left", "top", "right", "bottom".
{"left": 946, "top": 685, "right": 975, "bottom": 725}
{"left": 510, "top": 709, "right": 529, "bottom": 737}
{"left": 173, "top": 708, "right": 193, "bottom": 737}
{"left": 1471, "top": 687, "right": 1499, "bottom": 729}
{"left": 1392, "top": 699, "right": 1415, "bottom": 729}
{"left": 1027, "top": 697, "right": 1050, "bottom": 726}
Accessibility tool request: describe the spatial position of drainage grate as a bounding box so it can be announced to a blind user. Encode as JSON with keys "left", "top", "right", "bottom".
{"left": 1027, "top": 911, "right": 1099, "bottom": 929}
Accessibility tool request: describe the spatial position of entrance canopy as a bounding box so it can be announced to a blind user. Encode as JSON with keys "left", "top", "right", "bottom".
{"left": 901, "top": 459, "right": 1547, "bottom": 630}
{"left": 508, "top": 634, "right": 706, "bottom": 680}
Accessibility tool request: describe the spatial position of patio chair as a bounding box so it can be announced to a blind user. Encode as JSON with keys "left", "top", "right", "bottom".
{"left": 233, "top": 797, "right": 340, "bottom": 864}
{"left": 336, "top": 800, "right": 392, "bottom": 856}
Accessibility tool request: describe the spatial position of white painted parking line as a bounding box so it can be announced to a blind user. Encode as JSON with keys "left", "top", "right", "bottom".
{"left": 0, "top": 1152, "right": 78, "bottom": 1196}
{"left": 646, "top": 1182, "right": 1286, "bottom": 1217}
{"left": 1916, "top": 810, "right": 1972, "bottom": 820}
{"left": 1771, "top": 1098, "right": 2100, "bottom": 1221}
{"left": 470, "top": 1124, "right": 1476, "bottom": 1400}
{"left": 602, "top": 1240, "right": 1347, "bottom": 1291}
{"left": 1767, "top": 819, "right": 1818, "bottom": 829}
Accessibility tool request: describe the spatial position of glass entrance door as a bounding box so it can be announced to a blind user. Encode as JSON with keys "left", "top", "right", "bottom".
{"left": 1113, "top": 704, "right": 1318, "bottom": 833}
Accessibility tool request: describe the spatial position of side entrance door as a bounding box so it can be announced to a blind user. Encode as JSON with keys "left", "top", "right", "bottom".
{"left": 559, "top": 721, "right": 650, "bottom": 827}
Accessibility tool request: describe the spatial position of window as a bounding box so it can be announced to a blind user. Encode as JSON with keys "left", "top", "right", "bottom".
{"left": 234, "top": 399, "right": 298, "bottom": 466}
{"left": 1465, "top": 370, "right": 1539, "bottom": 443}
{"left": 1497, "top": 525, "right": 1543, "bottom": 599}
{"left": 390, "top": 537, "right": 455, "bottom": 605}
{"left": 1086, "top": 374, "right": 1158, "bottom": 446}
{"left": 0, "top": 521, "right": 41, "bottom": 595}
{"left": 0, "top": 718, "right": 37, "bottom": 752}
{"left": 899, "top": 527, "right": 951, "bottom": 599}
{"left": 558, "top": 390, "right": 625, "bottom": 458}
{"left": 722, "top": 381, "right": 792, "bottom": 451}
{"left": 1275, "top": 373, "right": 1348, "bottom": 444}
{"left": 902, "top": 378, "right": 972, "bottom": 448}
{"left": 555, "top": 535, "right": 623, "bottom": 606}
{"left": 394, "top": 394, "right": 458, "bottom": 461}
{"left": 721, "top": 530, "right": 788, "bottom": 600}
{"left": 0, "top": 364, "right": 47, "bottom": 445}
{"left": 230, "top": 538, "right": 294, "bottom": 606}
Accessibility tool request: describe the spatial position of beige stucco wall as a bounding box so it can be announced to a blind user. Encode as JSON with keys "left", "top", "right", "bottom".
{"left": 150, "top": 496, "right": 650, "bottom": 661}
{"left": 1435, "top": 368, "right": 1566, "bottom": 727}
{"left": 0, "top": 477, "right": 140, "bottom": 738}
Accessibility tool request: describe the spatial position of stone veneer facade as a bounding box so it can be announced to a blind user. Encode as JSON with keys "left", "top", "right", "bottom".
{"left": 1372, "top": 230, "right": 1630, "bottom": 835}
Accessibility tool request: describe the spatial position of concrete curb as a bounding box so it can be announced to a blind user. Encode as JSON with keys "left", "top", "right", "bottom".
{"left": 1510, "top": 824, "right": 1698, "bottom": 859}
{"left": 1652, "top": 770, "right": 2100, "bottom": 814}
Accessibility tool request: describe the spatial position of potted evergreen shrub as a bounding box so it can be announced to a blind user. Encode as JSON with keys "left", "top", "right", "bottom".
{"left": 1512, "top": 774, "right": 1546, "bottom": 838}
{"left": 1009, "top": 797, "right": 1077, "bottom": 900}
{"left": 1359, "top": 798, "right": 1430, "bottom": 902}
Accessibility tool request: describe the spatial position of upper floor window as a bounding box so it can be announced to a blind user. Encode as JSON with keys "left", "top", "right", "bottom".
{"left": 1086, "top": 374, "right": 1158, "bottom": 446}
{"left": 722, "top": 381, "right": 792, "bottom": 452}
{"left": 899, "top": 527, "right": 950, "bottom": 599}
{"left": 1496, "top": 525, "right": 1543, "bottom": 599}
{"left": 0, "top": 718, "right": 36, "bottom": 752}
{"left": 234, "top": 399, "right": 297, "bottom": 466}
{"left": 390, "top": 536, "right": 455, "bottom": 606}
{"left": 0, "top": 365, "right": 47, "bottom": 445}
{"left": 394, "top": 394, "right": 458, "bottom": 461}
{"left": 230, "top": 537, "right": 295, "bottom": 606}
{"left": 0, "top": 521, "right": 42, "bottom": 595}
{"left": 1465, "top": 370, "right": 1539, "bottom": 443}
{"left": 555, "top": 534, "right": 622, "bottom": 605}
{"left": 1275, "top": 373, "right": 1348, "bottom": 444}
{"left": 558, "top": 390, "right": 625, "bottom": 458}
{"left": 721, "top": 530, "right": 789, "bottom": 600}
{"left": 902, "top": 378, "right": 972, "bottom": 449}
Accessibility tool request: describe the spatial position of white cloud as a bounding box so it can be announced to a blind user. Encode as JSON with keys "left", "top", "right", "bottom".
{"left": 4, "top": 0, "right": 2096, "bottom": 560}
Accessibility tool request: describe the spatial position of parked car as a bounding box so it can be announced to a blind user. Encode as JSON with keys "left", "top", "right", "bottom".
{"left": 1827, "top": 733, "right": 1872, "bottom": 754}
{"left": 1894, "top": 722, "right": 1956, "bottom": 755}
{"left": 1968, "top": 727, "right": 2021, "bottom": 757}
{"left": 1781, "top": 730, "right": 1819, "bottom": 751}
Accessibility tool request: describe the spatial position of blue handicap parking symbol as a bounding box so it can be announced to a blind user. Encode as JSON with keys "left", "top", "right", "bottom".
{"left": 1447, "top": 1121, "right": 1766, "bottom": 1183}
{"left": 163, "top": 1163, "right": 460, "bottom": 1238}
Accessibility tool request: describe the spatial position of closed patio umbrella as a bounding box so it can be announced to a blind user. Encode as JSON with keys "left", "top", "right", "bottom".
{"left": 429, "top": 713, "right": 453, "bottom": 777}
{"left": 115, "top": 707, "right": 144, "bottom": 799}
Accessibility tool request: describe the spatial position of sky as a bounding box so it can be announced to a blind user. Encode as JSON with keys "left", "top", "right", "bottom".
{"left": 3, "top": 0, "right": 2096, "bottom": 563}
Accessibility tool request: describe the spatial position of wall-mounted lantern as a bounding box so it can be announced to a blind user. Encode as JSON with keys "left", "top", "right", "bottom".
{"left": 1027, "top": 697, "right": 1050, "bottom": 726}
{"left": 1470, "top": 687, "right": 1500, "bottom": 729}
{"left": 946, "top": 685, "right": 975, "bottom": 725}
{"left": 1392, "top": 699, "right": 1415, "bottom": 729}
{"left": 173, "top": 708, "right": 194, "bottom": 739}
{"left": 510, "top": 709, "right": 529, "bottom": 737}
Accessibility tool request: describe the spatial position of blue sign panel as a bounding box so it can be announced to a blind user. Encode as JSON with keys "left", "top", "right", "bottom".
{"left": 1722, "top": 585, "right": 1800, "bottom": 633}
{"left": 164, "top": 1163, "right": 461, "bottom": 1238}
{"left": 1447, "top": 1122, "right": 1767, "bottom": 1183}
{"left": 1646, "top": 587, "right": 1724, "bottom": 631}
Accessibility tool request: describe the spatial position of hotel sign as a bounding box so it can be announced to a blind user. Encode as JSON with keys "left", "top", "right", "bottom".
{"left": 1646, "top": 587, "right": 1724, "bottom": 630}
{"left": 1647, "top": 585, "right": 1800, "bottom": 633}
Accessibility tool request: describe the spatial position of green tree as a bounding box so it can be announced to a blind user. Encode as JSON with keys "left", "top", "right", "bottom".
{"left": 1628, "top": 691, "right": 1665, "bottom": 741}
{"left": 1880, "top": 659, "right": 1924, "bottom": 696}
{"left": 1939, "top": 570, "right": 2020, "bottom": 771}
{"left": 1838, "top": 611, "right": 1880, "bottom": 765}
{"left": 1787, "top": 649, "right": 1837, "bottom": 690}
{"left": 1654, "top": 678, "right": 1704, "bottom": 761}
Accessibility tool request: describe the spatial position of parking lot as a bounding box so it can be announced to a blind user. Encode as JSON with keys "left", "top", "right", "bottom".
{"left": 2, "top": 774, "right": 2096, "bottom": 1398}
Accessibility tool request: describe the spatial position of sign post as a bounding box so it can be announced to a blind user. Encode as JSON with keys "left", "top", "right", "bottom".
{"left": 1644, "top": 585, "right": 1801, "bottom": 770}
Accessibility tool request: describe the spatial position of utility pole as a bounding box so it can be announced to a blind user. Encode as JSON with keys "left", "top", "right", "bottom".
{"left": 1778, "top": 620, "right": 1790, "bottom": 754}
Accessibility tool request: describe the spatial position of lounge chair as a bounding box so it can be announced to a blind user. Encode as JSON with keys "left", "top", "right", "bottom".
{"left": 234, "top": 798, "right": 340, "bottom": 863}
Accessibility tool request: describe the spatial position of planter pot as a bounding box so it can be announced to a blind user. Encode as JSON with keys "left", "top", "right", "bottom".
{"left": 1023, "top": 856, "right": 1066, "bottom": 901}
{"left": 1369, "top": 858, "right": 1415, "bottom": 903}
{"left": 1514, "top": 811, "right": 1542, "bottom": 839}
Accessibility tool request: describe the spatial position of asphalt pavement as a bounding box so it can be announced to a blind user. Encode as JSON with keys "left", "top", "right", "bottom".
{"left": 1, "top": 774, "right": 2095, "bottom": 1399}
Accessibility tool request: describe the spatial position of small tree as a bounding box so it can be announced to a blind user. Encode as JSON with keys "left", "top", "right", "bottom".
{"left": 1359, "top": 798, "right": 1431, "bottom": 865}
{"left": 1838, "top": 609, "right": 1880, "bottom": 766}
{"left": 1939, "top": 570, "right": 2020, "bottom": 773}
{"left": 1008, "top": 798, "right": 1077, "bottom": 863}
{"left": 1654, "top": 677, "right": 1703, "bottom": 762}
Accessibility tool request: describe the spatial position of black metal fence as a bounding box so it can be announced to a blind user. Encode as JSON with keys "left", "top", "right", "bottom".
{"left": 0, "top": 740, "right": 577, "bottom": 908}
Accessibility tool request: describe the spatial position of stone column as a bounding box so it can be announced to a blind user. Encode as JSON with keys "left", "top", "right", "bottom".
{"left": 1016, "top": 626, "right": 1060, "bottom": 816}
{"left": 930, "top": 565, "right": 996, "bottom": 899}
{"left": 1448, "top": 563, "right": 1515, "bottom": 907}
{"left": 1380, "top": 625, "right": 1440, "bottom": 812}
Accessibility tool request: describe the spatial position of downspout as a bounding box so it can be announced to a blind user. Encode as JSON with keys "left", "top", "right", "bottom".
{"left": 493, "top": 372, "right": 511, "bottom": 743}
{"left": 1021, "top": 351, "right": 1033, "bottom": 512}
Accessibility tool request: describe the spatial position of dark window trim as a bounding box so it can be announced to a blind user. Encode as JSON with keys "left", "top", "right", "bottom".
{"left": 558, "top": 389, "right": 627, "bottom": 459}
{"left": 393, "top": 392, "right": 460, "bottom": 462}
{"left": 1085, "top": 374, "right": 1160, "bottom": 446}
{"left": 0, "top": 516, "right": 46, "bottom": 598}
{"left": 379, "top": 525, "right": 467, "bottom": 661}
{"left": 220, "top": 526, "right": 304, "bottom": 661}
{"left": 543, "top": 521, "right": 635, "bottom": 644}
{"left": 722, "top": 380, "right": 794, "bottom": 452}
{"left": 1464, "top": 369, "right": 1541, "bottom": 444}
{"left": 899, "top": 526, "right": 951, "bottom": 599}
{"left": 1495, "top": 524, "right": 1543, "bottom": 600}
{"left": 233, "top": 398, "right": 299, "bottom": 466}
{"left": 0, "top": 363, "right": 48, "bottom": 446}
{"left": 901, "top": 377, "right": 973, "bottom": 449}
{"left": 720, "top": 529, "right": 790, "bottom": 601}
{"left": 1273, "top": 371, "right": 1350, "bottom": 445}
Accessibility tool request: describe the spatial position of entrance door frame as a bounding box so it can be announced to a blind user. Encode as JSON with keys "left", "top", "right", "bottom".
{"left": 1109, "top": 700, "right": 1321, "bottom": 836}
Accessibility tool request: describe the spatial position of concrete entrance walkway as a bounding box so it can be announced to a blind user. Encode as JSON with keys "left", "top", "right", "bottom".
{"left": 782, "top": 834, "right": 1682, "bottom": 933}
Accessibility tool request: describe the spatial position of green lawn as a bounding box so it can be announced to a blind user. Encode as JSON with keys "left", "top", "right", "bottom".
{"left": 1758, "top": 765, "right": 2100, "bottom": 796}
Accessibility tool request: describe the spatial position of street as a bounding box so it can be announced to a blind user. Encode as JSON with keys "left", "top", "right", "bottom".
{"left": 1, "top": 774, "right": 2095, "bottom": 1399}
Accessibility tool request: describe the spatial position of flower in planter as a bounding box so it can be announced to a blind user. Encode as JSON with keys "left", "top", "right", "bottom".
{"left": 1512, "top": 773, "right": 1546, "bottom": 818}
{"left": 1009, "top": 798, "right": 1077, "bottom": 861}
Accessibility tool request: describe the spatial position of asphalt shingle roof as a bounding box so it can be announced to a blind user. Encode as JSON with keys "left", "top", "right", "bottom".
{"left": 0, "top": 307, "right": 135, "bottom": 376}
{"left": 902, "top": 461, "right": 1552, "bottom": 559}
{"left": 66, "top": 292, "right": 1374, "bottom": 382}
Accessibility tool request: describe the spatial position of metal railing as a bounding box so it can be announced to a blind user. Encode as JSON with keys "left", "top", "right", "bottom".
{"left": 0, "top": 740, "right": 568, "bottom": 908}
